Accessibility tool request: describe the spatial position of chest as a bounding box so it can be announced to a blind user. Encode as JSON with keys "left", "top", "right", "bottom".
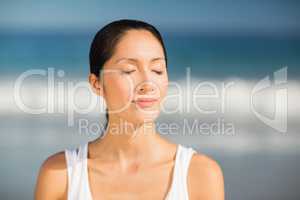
{"left": 87, "top": 161, "right": 175, "bottom": 200}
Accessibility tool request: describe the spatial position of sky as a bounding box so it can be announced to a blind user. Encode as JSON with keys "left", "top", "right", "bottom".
{"left": 0, "top": 0, "right": 299, "bottom": 35}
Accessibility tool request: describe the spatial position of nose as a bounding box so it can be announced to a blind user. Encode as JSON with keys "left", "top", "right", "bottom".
{"left": 137, "top": 80, "right": 156, "bottom": 95}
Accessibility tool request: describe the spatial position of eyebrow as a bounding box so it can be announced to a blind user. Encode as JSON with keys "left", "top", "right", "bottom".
{"left": 115, "top": 57, "right": 165, "bottom": 64}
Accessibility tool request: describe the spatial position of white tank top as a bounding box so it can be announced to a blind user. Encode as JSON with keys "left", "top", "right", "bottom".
{"left": 64, "top": 142, "right": 196, "bottom": 200}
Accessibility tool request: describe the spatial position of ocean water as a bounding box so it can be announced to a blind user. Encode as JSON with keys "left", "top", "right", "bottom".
{"left": 0, "top": 32, "right": 300, "bottom": 199}
{"left": 1, "top": 32, "right": 299, "bottom": 79}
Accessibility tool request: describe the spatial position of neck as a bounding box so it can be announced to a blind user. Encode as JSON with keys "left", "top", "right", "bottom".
{"left": 91, "top": 115, "right": 163, "bottom": 169}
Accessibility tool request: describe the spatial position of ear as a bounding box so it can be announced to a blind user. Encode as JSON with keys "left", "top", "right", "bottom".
{"left": 89, "top": 73, "right": 103, "bottom": 96}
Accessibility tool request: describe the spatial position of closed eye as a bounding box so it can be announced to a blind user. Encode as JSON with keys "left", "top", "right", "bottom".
{"left": 152, "top": 70, "right": 163, "bottom": 75}
{"left": 122, "top": 70, "right": 136, "bottom": 74}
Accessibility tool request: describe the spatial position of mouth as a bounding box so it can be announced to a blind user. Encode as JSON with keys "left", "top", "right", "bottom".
{"left": 132, "top": 98, "right": 159, "bottom": 108}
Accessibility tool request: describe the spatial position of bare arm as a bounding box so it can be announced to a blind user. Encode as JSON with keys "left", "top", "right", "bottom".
{"left": 34, "top": 151, "right": 67, "bottom": 200}
{"left": 188, "top": 153, "right": 225, "bottom": 200}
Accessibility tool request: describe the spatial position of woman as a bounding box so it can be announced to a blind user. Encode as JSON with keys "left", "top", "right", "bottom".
{"left": 34, "top": 19, "right": 224, "bottom": 200}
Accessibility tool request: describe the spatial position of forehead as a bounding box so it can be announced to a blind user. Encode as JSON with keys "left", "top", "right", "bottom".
{"left": 112, "top": 30, "right": 165, "bottom": 60}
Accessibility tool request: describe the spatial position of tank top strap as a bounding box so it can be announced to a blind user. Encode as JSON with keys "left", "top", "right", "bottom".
{"left": 180, "top": 145, "right": 196, "bottom": 200}
{"left": 181, "top": 146, "right": 197, "bottom": 178}
{"left": 167, "top": 144, "right": 196, "bottom": 200}
{"left": 65, "top": 143, "right": 90, "bottom": 200}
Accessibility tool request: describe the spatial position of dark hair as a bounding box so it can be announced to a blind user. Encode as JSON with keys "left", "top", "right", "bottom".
{"left": 89, "top": 19, "right": 168, "bottom": 133}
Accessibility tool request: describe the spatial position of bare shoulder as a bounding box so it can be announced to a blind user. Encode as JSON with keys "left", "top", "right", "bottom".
{"left": 187, "top": 152, "right": 225, "bottom": 200}
{"left": 34, "top": 151, "right": 68, "bottom": 200}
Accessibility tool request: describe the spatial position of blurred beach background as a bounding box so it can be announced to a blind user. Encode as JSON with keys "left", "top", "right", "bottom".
{"left": 0, "top": 0, "right": 300, "bottom": 199}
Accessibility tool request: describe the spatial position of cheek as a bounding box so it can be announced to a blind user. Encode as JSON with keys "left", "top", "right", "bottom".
{"left": 156, "top": 76, "right": 168, "bottom": 98}
{"left": 104, "top": 74, "right": 134, "bottom": 108}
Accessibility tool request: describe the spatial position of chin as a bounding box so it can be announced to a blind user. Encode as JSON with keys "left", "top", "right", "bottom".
{"left": 136, "top": 110, "right": 160, "bottom": 123}
{"left": 122, "top": 106, "right": 160, "bottom": 125}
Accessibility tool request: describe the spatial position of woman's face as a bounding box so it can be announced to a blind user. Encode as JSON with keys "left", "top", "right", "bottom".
{"left": 99, "top": 30, "right": 168, "bottom": 124}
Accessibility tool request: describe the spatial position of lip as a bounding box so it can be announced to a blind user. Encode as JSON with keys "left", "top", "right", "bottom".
{"left": 133, "top": 98, "right": 158, "bottom": 108}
